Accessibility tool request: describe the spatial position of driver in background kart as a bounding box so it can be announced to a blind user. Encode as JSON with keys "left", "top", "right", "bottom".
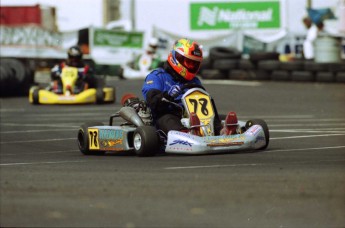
{"left": 142, "top": 38, "right": 238, "bottom": 136}
{"left": 50, "top": 45, "right": 94, "bottom": 94}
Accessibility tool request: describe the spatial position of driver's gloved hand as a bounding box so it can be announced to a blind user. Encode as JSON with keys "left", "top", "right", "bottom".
{"left": 167, "top": 85, "right": 181, "bottom": 99}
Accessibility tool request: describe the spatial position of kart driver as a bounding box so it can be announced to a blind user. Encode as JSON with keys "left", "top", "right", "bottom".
{"left": 50, "top": 45, "right": 93, "bottom": 94}
{"left": 142, "top": 38, "right": 238, "bottom": 136}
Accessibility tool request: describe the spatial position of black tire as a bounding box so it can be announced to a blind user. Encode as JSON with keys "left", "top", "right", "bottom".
{"left": 238, "top": 59, "right": 256, "bottom": 70}
{"left": 96, "top": 88, "right": 104, "bottom": 104}
{"left": 249, "top": 52, "right": 280, "bottom": 64}
{"left": 304, "top": 62, "right": 328, "bottom": 71}
{"left": 228, "top": 70, "right": 253, "bottom": 80}
{"left": 1, "top": 59, "right": 26, "bottom": 85}
{"left": 253, "top": 70, "right": 271, "bottom": 80}
{"left": 245, "top": 119, "right": 269, "bottom": 150}
{"left": 133, "top": 126, "right": 159, "bottom": 157}
{"left": 200, "top": 69, "right": 227, "bottom": 80}
{"left": 315, "top": 72, "right": 334, "bottom": 83}
{"left": 328, "top": 62, "right": 345, "bottom": 72}
{"left": 213, "top": 59, "right": 238, "bottom": 70}
{"left": 271, "top": 70, "right": 291, "bottom": 81}
{"left": 209, "top": 47, "right": 241, "bottom": 60}
{"left": 199, "top": 57, "right": 213, "bottom": 73}
{"left": 280, "top": 61, "right": 304, "bottom": 71}
{"left": 335, "top": 72, "right": 345, "bottom": 83}
{"left": 0, "top": 65, "right": 11, "bottom": 96}
{"left": 258, "top": 60, "right": 280, "bottom": 71}
{"left": 291, "top": 71, "right": 314, "bottom": 82}
{"left": 77, "top": 122, "right": 105, "bottom": 155}
{"left": 32, "top": 88, "right": 40, "bottom": 105}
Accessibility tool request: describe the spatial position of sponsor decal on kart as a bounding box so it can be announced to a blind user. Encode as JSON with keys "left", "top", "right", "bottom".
{"left": 255, "top": 136, "right": 265, "bottom": 144}
{"left": 99, "top": 129, "right": 123, "bottom": 140}
{"left": 58, "top": 96, "right": 76, "bottom": 101}
{"left": 101, "top": 139, "right": 123, "bottom": 147}
{"left": 169, "top": 140, "right": 193, "bottom": 147}
{"left": 246, "top": 125, "right": 261, "bottom": 136}
{"left": 98, "top": 129, "right": 125, "bottom": 151}
{"left": 204, "top": 135, "right": 245, "bottom": 143}
{"left": 205, "top": 135, "right": 245, "bottom": 147}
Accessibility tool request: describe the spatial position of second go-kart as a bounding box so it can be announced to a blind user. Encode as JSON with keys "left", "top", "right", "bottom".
{"left": 29, "top": 66, "right": 115, "bottom": 104}
{"left": 77, "top": 84, "right": 269, "bottom": 156}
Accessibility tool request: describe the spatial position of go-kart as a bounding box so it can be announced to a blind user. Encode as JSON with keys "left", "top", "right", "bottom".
{"left": 29, "top": 66, "right": 115, "bottom": 104}
{"left": 119, "top": 53, "right": 163, "bottom": 80}
{"left": 77, "top": 84, "right": 269, "bottom": 156}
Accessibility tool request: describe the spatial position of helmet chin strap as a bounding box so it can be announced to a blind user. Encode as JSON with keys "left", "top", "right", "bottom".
{"left": 164, "top": 61, "right": 190, "bottom": 83}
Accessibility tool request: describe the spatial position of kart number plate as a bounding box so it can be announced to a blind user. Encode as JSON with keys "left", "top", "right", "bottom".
{"left": 184, "top": 90, "right": 214, "bottom": 119}
{"left": 88, "top": 128, "right": 100, "bottom": 150}
{"left": 62, "top": 67, "right": 78, "bottom": 79}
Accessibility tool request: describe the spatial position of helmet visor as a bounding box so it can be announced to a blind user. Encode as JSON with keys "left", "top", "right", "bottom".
{"left": 176, "top": 52, "right": 201, "bottom": 74}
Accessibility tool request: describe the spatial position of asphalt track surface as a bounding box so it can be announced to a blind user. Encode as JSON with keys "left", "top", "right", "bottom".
{"left": 1, "top": 79, "right": 344, "bottom": 228}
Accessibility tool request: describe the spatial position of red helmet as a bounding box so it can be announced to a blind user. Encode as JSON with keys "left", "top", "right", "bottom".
{"left": 167, "top": 38, "right": 203, "bottom": 81}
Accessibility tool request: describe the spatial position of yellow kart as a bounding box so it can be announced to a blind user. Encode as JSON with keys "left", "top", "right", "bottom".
{"left": 29, "top": 66, "right": 115, "bottom": 105}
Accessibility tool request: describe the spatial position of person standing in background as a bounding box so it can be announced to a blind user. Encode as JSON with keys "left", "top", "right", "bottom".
{"left": 302, "top": 17, "right": 324, "bottom": 60}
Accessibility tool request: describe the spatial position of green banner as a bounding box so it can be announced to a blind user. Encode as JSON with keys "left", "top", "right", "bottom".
{"left": 93, "top": 29, "right": 143, "bottom": 48}
{"left": 190, "top": 1, "right": 281, "bottom": 30}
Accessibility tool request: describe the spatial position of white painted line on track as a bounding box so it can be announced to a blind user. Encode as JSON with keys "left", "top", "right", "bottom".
{"left": 0, "top": 160, "right": 85, "bottom": 166}
{"left": 1, "top": 129, "right": 74, "bottom": 134}
{"left": 2, "top": 149, "right": 79, "bottom": 156}
{"left": 240, "top": 115, "right": 314, "bottom": 119}
{"left": 270, "top": 133, "right": 345, "bottom": 140}
{"left": 20, "top": 113, "right": 110, "bottom": 117}
{"left": 267, "top": 118, "right": 345, "bottom": 122}
{"left": 0, "top": 108, "right": 26, "bottom": 112}
{"left": 1, "top": 123, "right": 79, "bottom": 128}
{"left": 269, "top": 123, "right": 345, "bottom": 127}
{"left": 164, "top": 159, "right": 345, "bottom": 170}
{"left": 265, "top": 146, "right": 345, "bottom": 153}
{"left": 270, "top": 129, "right": 345, "bottom": 134}
{"left": 0, "top": 138, "right": 75, "bottom": 144}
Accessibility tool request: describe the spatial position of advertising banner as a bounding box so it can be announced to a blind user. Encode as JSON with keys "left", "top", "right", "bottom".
{"left": 191, "top": 1, "right": 281, "bottom": 30}
{"left": 90, "top": 28, "right": 144, "bottom": 64}
{"left": 0, "top": 25, "right": 66, "bottom": 59}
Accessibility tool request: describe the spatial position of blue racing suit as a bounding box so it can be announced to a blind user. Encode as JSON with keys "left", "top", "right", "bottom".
{"left": 142, "top": 67, "right": 202, "bottom": 134}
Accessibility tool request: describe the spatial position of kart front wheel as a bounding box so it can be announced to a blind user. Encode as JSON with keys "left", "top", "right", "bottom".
{"left": 78, "top": 122, "right": 105, "bottom": 155}
{"left": 96, "top": 88, "right": 104, "bottom": 104}
{"left": 245, "top": 119, "right": 269, "bottom": 149}
{"left": 32, "top": 88, "right": 40, "bottom": 105}
{"left": 133, "top": 126, "right": 159, "bottom": 157}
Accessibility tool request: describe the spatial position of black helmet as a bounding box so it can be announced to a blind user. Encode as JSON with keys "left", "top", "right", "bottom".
{"left": 67, "top": 46, "right": 83, "bottom": 66}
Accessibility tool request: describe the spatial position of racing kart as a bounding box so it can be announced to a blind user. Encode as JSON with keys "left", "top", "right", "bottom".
{"left": 29, "top": 66, "right": 115, "bottom": 104}
{"left": 119, "top": 53, "right": 163, "bottom": 80}
{"left": 77, "top": 84, "right": 269, "bottom": 156}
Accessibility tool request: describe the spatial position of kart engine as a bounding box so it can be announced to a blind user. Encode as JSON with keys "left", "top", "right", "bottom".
{"left": 121, "top": 94, "right": 153, "bottom": 126}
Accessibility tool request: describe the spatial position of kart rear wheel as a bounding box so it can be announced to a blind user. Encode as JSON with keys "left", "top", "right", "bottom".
{"left": 78, "top": 122, "right": 105, "bottom": 155}
{"left": 245, "top": 119, "right": 269, "bottom": 149}
{"left": 133, "top": 126, "right": 159, "bottom": 157}
{"left": 32, "top": 88, "right": 40, "bottom": 105}
{"left": 96, "top": 88, "right": 104, "bottom": 104}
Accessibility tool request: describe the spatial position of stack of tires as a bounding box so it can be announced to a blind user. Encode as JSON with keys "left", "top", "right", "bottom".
{"left": 199, "top": 47, "right": 241, "bottom": 80}
{"left": 265, "top": 61, "right": 345, "bottom": 82}
{"left": 199, "top": 47, "right": 279, "bottom": 80}
{"left": 0, "top": 59, "right": 34, "bottom": 96}
{"left": 198, "top": 46, "right": 345, "bottom": 83}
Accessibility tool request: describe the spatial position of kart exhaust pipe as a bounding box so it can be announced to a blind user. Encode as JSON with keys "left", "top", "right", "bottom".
{"left": 119, "top": 107, "right": 145, "bottom": 127}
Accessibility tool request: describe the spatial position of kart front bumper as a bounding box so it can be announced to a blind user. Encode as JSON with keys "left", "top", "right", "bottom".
{"left": 165, "top": 125, "right": 267, "bottom": 154}
{"left": 29, "top": 87, "right": 115, "bottom": 104}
